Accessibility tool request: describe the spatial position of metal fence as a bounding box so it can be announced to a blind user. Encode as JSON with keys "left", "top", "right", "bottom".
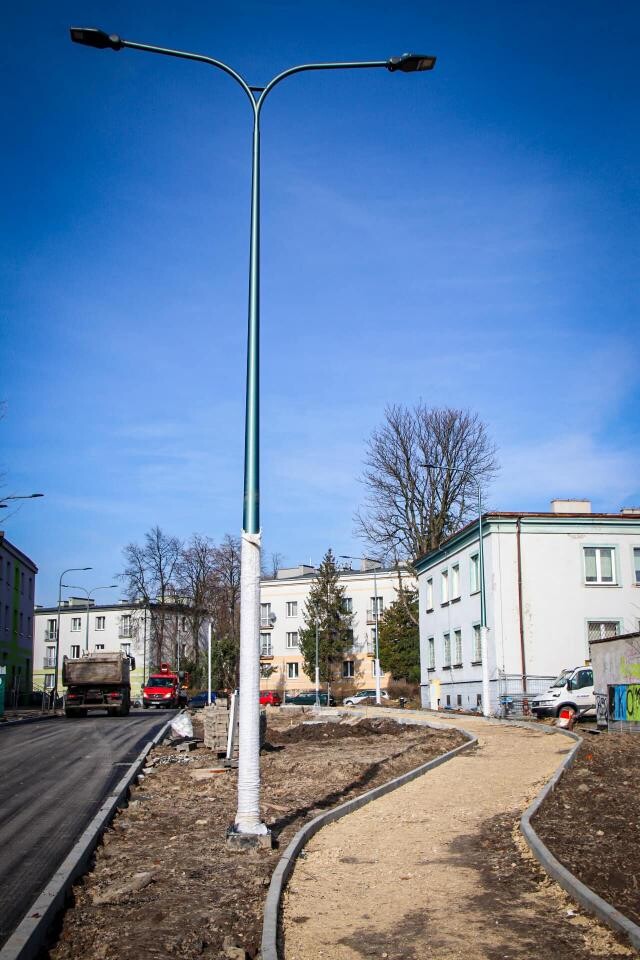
{"left": 496, "top": 673, "right": 555, "bottom": 718}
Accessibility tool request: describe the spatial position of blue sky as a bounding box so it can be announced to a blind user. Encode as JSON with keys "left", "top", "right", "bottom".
{"left": 2, "top": 0, "right": 639, "bottom": 604}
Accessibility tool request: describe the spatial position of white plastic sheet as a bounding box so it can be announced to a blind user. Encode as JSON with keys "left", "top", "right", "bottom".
{"left": 170, "top": 712, "right": 193, "bottom": 739}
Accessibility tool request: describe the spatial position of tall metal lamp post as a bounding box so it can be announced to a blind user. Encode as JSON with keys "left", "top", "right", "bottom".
{"left": 340, "top": 554, "right": 384, "bottom": 704}
{"left": 54, "top": 566, "right": 92, "bottom": 709}
{"left": 70, "top": 26, "right": 436, "bottom": 838}
{"left": 423, "top": 464, "right": 491, "bottom": 717}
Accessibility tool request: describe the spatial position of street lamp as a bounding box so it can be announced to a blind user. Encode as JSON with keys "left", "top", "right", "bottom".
{"left": 70, "top": 26, "right": 436, "bottom": 839}
{"left": 54, "top": 566, "right": 92, "bottom": 709}
{"left": 62, "top": 583, "right": 118, "bottom": 652}
{"left": 0, "top": 493, "right": 44, "bottom": 509}
{"left": 423, "top": 464, "right": 491, "bottom": 717}
{"left": 340, "top": 554, "right": 384, "bottom": 705}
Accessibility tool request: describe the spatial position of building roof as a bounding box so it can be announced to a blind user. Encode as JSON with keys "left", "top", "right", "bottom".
{"left": 0, "top": 533, "right": 38, "bottom": 573}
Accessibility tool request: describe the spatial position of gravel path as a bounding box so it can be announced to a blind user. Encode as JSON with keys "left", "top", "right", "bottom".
{"left": 282, "top": 712, "right": 636, "bottom": 960}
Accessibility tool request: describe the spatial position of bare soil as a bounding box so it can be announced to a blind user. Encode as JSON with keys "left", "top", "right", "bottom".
{"left": 46, "top": 711, "right": 464, "bottom": 960}
{"left": 533, "top": 731, "right": 640, "bottom": 927}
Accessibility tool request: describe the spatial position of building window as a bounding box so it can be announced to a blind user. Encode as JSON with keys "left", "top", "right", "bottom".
{"left": 446, "top": 694, "right": 451, "bottom": 707}
{"left": 472, "top": 624, "right": 482, "bottom": 662}
{"left": 121, "top": 642, "right": 131, "bottom": 657}
{"left": 119, "top": 614, "right": 132, "bottom": 638}
{"left": 427, "top": 637, "right": 435, "bottom": 670}
{"left": 46, "top": 618, "right": 57, "bottom": 640}
{"left": 95, "top": 643, "right": 105, "bottom": 651}
{"left": 457, "top": 694, "right": 462, "bottom": 707}
{"left": 583, "top": 546, "right": 616, "bottom": 584}
{"left": 470, "top": 554, "right": 480, "bottom": 594}
{"left": 587, "top": 621, "right": 620, "bottom": 644}
{"left": 346, "top": 628, "right": 355, "bottom": 648}
{"left": 286, "top": 601, "right": 298, "bottom": 617}
{"left": 342, "top": 660, "right": 355, "bottom": 679}
{"left": 95, "top": 616, "right": 106, "bottom": 631}
{"left": 426, "top": 578, "right": 433, "bottom": 611}
{"left": 20, "top": 571, "right": 24, "bottom": 594}
{"left": 451, "top": 565, "right": 460, "bottom": 600}
{"left": 342, "top": 597, "right": 353, "bottom": 614}
{"left": 634, "top": 548, "right": 640, "bottom": 585}
{"left": 286, "top": 631, "right": 299, "bottom": 649}
{"left": 44, "top": 645, "right": 56, "bottom": 668}
{"left": 441, "top": 570, "right": 449, "bottom": 604}
{"left": 443, "top": 633, "right": 451, "bottom": 667}
{"left": 454, "top": 629, "right": 462, "bottom": 665}
{"left": 260, "top": 633, "right": 272, "bottom": 657}
{"left": 477, "top": 693, "right": 482, "bottom": 707}
{"left": 70, "top": 644, "right": 80, "bottom": 659}
{"left": 260, "top": 603, "right": 272, "bottom": 627}
{"left": 71, "top": 617, "right": 82, "bottom": 632}
{"left": 44, "top": 673, "right": 55, "bottom": 690}
{"left": 287, "top": 662, "right": 299, "bottom": 680}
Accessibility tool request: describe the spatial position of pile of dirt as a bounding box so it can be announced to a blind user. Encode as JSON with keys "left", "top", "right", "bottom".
{"left": 48, "top": 713, "right": 464, "bottom": 960}
{"left": 533, "top": 731, "right": 640, "bottom": 927}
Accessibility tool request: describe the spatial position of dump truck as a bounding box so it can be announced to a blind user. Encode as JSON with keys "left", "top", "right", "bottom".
{"left": 62, "top": 651, "right": 135, "bottom": 718}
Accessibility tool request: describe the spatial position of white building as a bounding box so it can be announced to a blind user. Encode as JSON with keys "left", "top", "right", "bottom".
{"left": 259, "top": 562, "right": 414, "bottom": 696}
{"left": 416, "top": 500, "right": 640, "bottom": 714}
{"left": 0, "top": 534, "right": 38, "bottom": 706}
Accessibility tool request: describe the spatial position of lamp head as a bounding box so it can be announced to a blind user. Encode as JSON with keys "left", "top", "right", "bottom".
{"left": 70, "top": 27, "right": 123, "bottom": 51}
{"left": 387, "top": 53, "right": 436, "bottom": 73}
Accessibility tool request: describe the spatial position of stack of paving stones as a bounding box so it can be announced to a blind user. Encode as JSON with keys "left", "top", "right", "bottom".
{"left": 203, "top": 702, "right": 233, "bottom": 755}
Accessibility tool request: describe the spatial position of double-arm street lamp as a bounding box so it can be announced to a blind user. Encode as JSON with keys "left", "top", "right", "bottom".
{"left": 340, "top": 554, "right": 384, "bottom": 705}
{"left": 70, "top": 26, "right": 436, "bottom": 838}
{"left": 423, "top": 464, "right": 491, "bottom": 716}
{"left": 54, "top": 566, "right": 92, "bottom": 708}
{"left": 63, "top": 584, "right": 118, "bottom": 652}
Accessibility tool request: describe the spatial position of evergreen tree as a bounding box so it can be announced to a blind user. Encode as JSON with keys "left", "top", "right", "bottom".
{"left": 299, "top": 550, "right": 353, "bottom": 683}
{"left": 378, "top": 587, "right": 420, "bottom": 683}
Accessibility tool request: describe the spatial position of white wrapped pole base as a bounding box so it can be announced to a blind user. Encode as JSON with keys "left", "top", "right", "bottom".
{"left": 234, "top": 530, "right": 268, "bottom": 836}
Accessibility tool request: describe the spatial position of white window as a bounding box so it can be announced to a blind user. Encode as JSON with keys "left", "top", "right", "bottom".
{"left": 370, "top": 626, "right": 377, "bottom": 645}
{"left": 95, "top": 643, "right": 105, "bottom": 650}
{"left": 454, "top": 629, "right": 462, "bottom": 665}
{"left": 286, "top": 631, "right": 299, "bottom": 649}
{"left": 260, "top": 633, "right": 272, "bottom": 656}
{"left": 120, "top": 614, "right": 132, "bottom": 639}
{"left": 634, "top": 548, "right": 640, "bottom": 585}
{"left": 260, "top": 602, "right": 272, "bottom": 627}
{"left": 587, "top": 621, "right": 620, "bottom": 644}
{"left": 286, "top": 601, "right": 298, "bottom": 617}
{"left": 46, "top": 619, "right": 57, "bottom": 641}
{"left": 44, "top": 673, "right": 54, "bottom": 690}
{"left": 426, "top": 578, "right": 433, "bottom": 611}
{"left": 70, "top": 644, "right": 80, "bottom": 659}
{"left": 472, "top": 624, "right": 482, "bottom": 662}
{"left": 287, "top": 662, "right": 299, "bottom": 680}
{"left": 44, "top": 645, "right": 56, "bottom": 668}
{"left": 583, "top": 546, "right": 616, "bottom": 584}
{"left": 342, "top": 660, "right": 355, "bottom": 678}
{"left": 470, "top": 554, "right": 480, "bottom": 594}
{"left": 427, "top": 637, "right": 435, "bottom": 670}
{"left": 342, "top": 597, "right": 353, "bottom": 614}
{"left": 441, "top": 570, "right": 449, "bottom": 604}
{"left": 71, "top": 617, "right": 81, "bottom": 632}
{"left": 443, "top": 632, "right": 451, "bottom": 667}
{"left": 95, "top": 616, "right": 106, "bottom": 631}
{"left": 451, "top": 565, "right": 460, "bottom": 600}
{"left": 121, "top": 642, "right": 131, "bottom": 656}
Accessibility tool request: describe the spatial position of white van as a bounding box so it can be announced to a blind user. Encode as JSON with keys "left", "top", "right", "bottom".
{"left": 531, "top": 666, "right": 595, "bottom": 719}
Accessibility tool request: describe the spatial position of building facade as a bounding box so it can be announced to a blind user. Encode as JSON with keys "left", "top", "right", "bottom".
{"left": 416, "top": 501, "right": 640, "bottom": 714}
{"left": 259, "top": 562, "right": 415, "bottom": 697}
{"left": 0, "top": 534, "right": 38, "bottom": 706}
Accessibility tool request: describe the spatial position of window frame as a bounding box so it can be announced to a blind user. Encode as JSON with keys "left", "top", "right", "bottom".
{"left": 70, "top": 617, "right": 82, "bottom": 632}
{"left": 286, "top": 601, "right": 298, "bottom": 618}
{"left": 470, "top": 554, "right": 480, "bottom": 595}
{"left": 582, "top": 545, "right": 618, "bottom": 586}
{"left": 472, "top": 623, "right": 482, "bottom": 663}
{"left": 70, "top": 644, "right": 80, "bottom": 659}
{"left": 286, "top": 631, "right": 299, "bottom": 649}
{"left": 427, "top": 637, "right": 435, "bottom": 670}
{"left": 287, "top": 661, "right": 299, "bottom": 680}
{"left": 443, "top": 632, "right": 451, "bottom": 668}
{"left": 342, "top": 660, "right": 355, "bottom": 679}
{"left": 451, "top": 564, "right": 460, "bottom": 601}
{"left": 95, "top": 615, "right": 106, "bottom": 631}
{"left": 426, "top": 578, "right": 434, "bottom": 612}
{"left": 632, "top": 546, "right": 640, "bottom": 586}
{"left": 453, "top": 629, "right": 462, "bottom": 666}
{"left": 441, "top": 570, "right": 449, "bottom": 605}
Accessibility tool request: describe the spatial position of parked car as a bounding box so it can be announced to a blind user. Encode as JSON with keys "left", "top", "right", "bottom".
{"left": 530, "top": 667, "right": 595, "bottom": 719}
{"left": 285, "top": 691, "right": 336, "bottom": 707}
{"left": 259, "top": 690, "right": 282, "bottom": 706}
{"left": 188, "top": 690, "right": 217, "bottom": 709}
{"left": 343, "top": 689, "right": 391, "bottom": 706}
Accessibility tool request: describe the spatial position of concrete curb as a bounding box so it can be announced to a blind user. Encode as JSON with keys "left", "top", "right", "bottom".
{"left": 520, "top": 729, "right": 640, "bottom": 951}
{"left": 0, "top": 713, "right": 60, "bottom": 728}
{"left": 261, "top": 714, "right": 477, "bottom": 960}
{"left": 0, "top": 714, "right": 177, "bottom": 960}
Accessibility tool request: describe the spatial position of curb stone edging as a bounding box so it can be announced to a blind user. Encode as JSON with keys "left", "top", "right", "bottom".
{"left": 0, "top": 714, "right": 61, "bottom": 728}
{"left": 0, "top": 713, "right": 179, "bottom": 960}
{"left": 520, "top": 728, "right": 640, "bottom": 951}
{"left": 261, "top": 716, "right": 477, "bottom": 960}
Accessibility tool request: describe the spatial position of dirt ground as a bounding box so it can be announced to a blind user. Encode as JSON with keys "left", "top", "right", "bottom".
{"left": 533, "top": 731, "right": 640, "bottom": 927}
{"left": 282, "top": 717, "right": 637, "bottom": 960}
{"left": 47, "top": 711, "right": 464, "bottom": 960}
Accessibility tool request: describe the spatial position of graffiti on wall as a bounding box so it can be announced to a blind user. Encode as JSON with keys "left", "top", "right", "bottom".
{"left": 609, "top": 683, "right": 640, "bottom": 723}
{"left": 595, "top": 692, "right": 609, "bottom": 726}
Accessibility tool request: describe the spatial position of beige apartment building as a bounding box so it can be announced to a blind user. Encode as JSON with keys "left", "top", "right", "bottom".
{"left": 259, "top": 561, "right": 414, "bottom": 697}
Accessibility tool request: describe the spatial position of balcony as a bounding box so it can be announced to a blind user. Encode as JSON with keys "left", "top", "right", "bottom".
{"left": 366, "top": 609, "right": 383, "bottom": 625}
{"left": 119, "top": 628, "right": 133, "bottom": 639}
{"left": 260, "top": 645, "right": 273, "bottom": 658}
{"left": 43, "top": 656, "right": 56, "bottom": 668}
{"left": 44, "top": 630, "right": 57, "bottom": 641}
{"left": 260, "top": 618, "right": 274, "bottom": 630}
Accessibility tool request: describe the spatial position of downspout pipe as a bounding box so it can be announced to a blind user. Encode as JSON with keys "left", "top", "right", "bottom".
{"left": 516, "top": 517, "right": 527, "bottom": 691}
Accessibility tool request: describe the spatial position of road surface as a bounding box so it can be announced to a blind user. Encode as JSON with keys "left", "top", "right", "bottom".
{"left": 0, "top": 710, "right": 175, "bottom": 948}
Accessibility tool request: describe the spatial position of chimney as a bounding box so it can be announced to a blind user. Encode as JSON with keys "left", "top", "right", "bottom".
{"left": 550, "top": 499, "right": 592, "bottom": 514}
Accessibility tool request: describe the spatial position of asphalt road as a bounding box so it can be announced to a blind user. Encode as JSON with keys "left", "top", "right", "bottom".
{"left": 0, "top": 710, "right": 176, "bottom": 948}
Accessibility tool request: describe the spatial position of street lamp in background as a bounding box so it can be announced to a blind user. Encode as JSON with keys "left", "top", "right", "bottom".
{"left": 0, "top": 493, "right": 44, "bottom": 509}
{"left": 62, "top": 583, "right": 118, "bottom": 652}
{"left": 423, "top": 464, "right": 491, "bottom": 717}
{"left": 70, "top": 25, "right": 436, "bottom": 840}
{"left": 340, "top": 554, "right": 384, "bottom": 705}
{"left": 54, "top": 566, "right": 92, "bottom": 709}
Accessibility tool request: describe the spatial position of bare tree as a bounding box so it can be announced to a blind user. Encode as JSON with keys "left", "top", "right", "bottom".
{"left": 121, "top": 526, "right": 182, "bottom": 668}
{"left": 176, "top": 534, "right": 218, "bottom": 670}
{"left": 208, "top": 534, "right": 242, "bottom": 689}
{"left": 356, "top": 404, "right": 498, "bottom": 563}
